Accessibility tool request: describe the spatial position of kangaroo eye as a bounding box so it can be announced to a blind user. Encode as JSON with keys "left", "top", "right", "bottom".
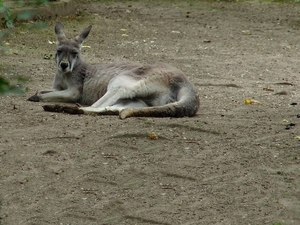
{"left": 71, "top": 52, "right": 78, "bottom": 55}
{"left": 56, "top": 50, "right": 62, "bottom": 54}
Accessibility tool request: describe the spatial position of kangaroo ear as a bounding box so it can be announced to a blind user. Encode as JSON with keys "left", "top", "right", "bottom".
{"left": 55, "top": 21, "right": 67, "bottom": 43}
{"left": 75, "top": 25, "right": 92, "bottom": 46}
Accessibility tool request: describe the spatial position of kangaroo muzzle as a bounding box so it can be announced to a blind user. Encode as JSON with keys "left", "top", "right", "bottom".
{"left": 58, "top": 57, "right": 73, "bottom": 72}
{"left": 60, "top": 62, "right": 69, "bottom": 70}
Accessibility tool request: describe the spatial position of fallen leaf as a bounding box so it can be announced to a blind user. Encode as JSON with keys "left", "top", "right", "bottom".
{"left": 43, "top": 53, "right": 53, "bottom": 60}
{"left": 263, "top": 87, "right": 274, "bottom": 92}
{"left": 242, "top": 30, "right": 251, "bottom": 35}
{"left": 149, "top": 132, "right": 158, "bottom": 140}
{"left": 245, "top": 98, "right": 262, "bottom": 105}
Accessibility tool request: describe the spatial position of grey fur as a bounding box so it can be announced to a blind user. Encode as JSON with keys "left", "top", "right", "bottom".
{"left": 28, "top": 22, "right": 200, "bottom": 119}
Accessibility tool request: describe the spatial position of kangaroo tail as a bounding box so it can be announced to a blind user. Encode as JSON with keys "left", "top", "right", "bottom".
{"left": 119, "top": 84, "right": 200, "bottom": 119}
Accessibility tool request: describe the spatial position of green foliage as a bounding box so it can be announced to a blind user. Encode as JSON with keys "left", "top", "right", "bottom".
{"left": 0, "top": 0, "right": 48, "bottom": 95}
{"left": 0, "top": 0, "right": 14, "bottom": 28}
{"left": 0, "top": 0, "right": 48, "bottom": 28}
{"left": 0, "top": 76, "right": 24, "bottom": 95}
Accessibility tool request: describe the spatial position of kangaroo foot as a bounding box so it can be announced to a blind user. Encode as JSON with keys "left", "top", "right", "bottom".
{"left": 43, "top": 104, "right": 84, "bottom": 114}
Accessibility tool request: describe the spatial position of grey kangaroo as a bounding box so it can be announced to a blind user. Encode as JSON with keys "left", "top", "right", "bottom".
{"left": 28, "top": 21, "right": 200, "bottom": 119}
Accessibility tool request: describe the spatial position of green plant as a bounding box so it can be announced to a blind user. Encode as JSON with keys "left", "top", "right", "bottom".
{"left": 0, "top": 0, "right": 49, "bottom": 28}
{"left": 0, "top": 0, "right": 48, "bottom": 95}
{"left": 0, "top": 76, "right": 24, "bottom": 95}
{"left": 0, "top": 0, "right": 14, "bottom": 28}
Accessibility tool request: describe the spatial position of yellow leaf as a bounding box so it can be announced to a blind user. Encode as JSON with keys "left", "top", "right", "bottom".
{"left": 149, "top": 132, "right": 158, "bottom": 140}
{"left": 245, "top": 98, "right": 262, "bottom": 105}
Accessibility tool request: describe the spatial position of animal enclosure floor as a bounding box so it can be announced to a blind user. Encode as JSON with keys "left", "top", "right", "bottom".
{"left": 1, "top": 1, "right": 300, "bottom": 224}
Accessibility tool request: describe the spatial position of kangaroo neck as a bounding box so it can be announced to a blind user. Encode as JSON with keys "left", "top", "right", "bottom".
{"left": 72, "top": 59, "right": 88, "bottom": 71}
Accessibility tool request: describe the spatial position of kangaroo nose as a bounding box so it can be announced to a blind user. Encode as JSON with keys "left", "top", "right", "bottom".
{"left": 61, "top": 62, "right": 69, "bottom": 70}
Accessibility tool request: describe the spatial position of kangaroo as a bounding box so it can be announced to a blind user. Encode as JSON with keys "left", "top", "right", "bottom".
{"left": 28, "top": 21, "right": 200, "bottom": 119}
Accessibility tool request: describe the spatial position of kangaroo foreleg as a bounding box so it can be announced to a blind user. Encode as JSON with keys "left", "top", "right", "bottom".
{"left": 27, "top": 89, "right": 80, "bottom": 103}
{"left": 27, "top": 89, "right": 59, "bottom": 102}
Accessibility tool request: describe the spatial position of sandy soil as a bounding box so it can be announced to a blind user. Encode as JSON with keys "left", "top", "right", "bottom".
{"left": 0, "top": 1, "right": 300, "bottom": 224}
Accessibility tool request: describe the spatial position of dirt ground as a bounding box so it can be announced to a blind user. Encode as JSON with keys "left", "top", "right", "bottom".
{"left": 0, "top": 0, "right": 300, "bottom": 224}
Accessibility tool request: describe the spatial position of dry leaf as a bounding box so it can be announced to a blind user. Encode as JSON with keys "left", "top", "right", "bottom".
{"left": 149, "top": 132, "right": 158, "bottom": 140}
{"left": 242, "top": 30, "right": 251, "bottom": 35}
{"left": 245, "top": 98, "right": 262, "bottom": 105}
{"left": 263, "top": 87, "right": 274, "bottom": 92}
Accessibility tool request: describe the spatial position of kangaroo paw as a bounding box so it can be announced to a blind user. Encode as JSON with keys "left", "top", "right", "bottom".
{"left": 27, "top": 92, "right": 40, "bottom": 102}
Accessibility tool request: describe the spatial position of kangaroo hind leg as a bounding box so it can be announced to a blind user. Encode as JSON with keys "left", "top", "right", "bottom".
{"left": 80, "top": 99, "right": 147, "bottom": 115}
{"left": 90, "top": 75, "right": 139, "bottom": 108}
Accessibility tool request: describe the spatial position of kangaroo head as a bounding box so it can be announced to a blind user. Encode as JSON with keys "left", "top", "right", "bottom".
{"left": 54, "top": 21, "right": 92, "bottom": 73}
